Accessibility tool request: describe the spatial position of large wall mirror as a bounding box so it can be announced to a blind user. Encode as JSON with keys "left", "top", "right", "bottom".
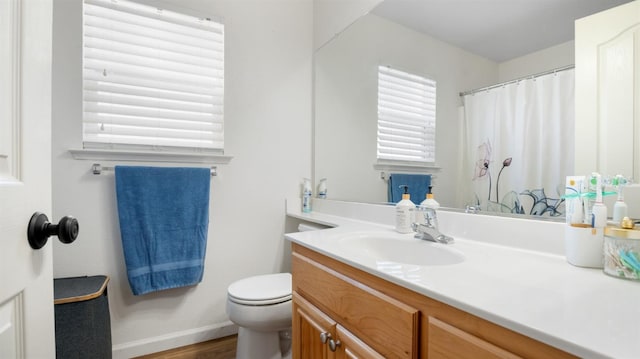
{"left": 314, "top": 0, "right": 633, "bottom": 217}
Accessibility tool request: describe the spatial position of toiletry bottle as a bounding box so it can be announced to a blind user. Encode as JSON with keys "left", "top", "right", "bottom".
{"left": 565, "top": 176, "right": 584, "bottom": 225}
{"left": 420, "top": 185, "right": 440, "bottom": 210}
{"left": 612, "top": 175, "right": 628, "bottom": 224}
{"left": 419, "top": 185, "right": 440, "bottom": 228}
{"left": 591, "top": 173, "right": 607, "bottom": 230}
{"left": 395, "top": 185, "right": 415, "bottom": 233}
{"left": 302, "top": 178, "right": 312, "bottom": 213}
{"left": 317, "top": 178, "right": 327, "bottom": 199}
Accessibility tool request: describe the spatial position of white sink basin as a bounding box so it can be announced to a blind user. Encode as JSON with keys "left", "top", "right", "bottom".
{"left": 334, "top": 232, "right": 465, "bottom": 266}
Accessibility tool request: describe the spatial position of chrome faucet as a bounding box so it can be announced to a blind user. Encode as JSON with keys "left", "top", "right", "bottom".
{"left": 412, "top": 207, "right": 454, "bottom": 244}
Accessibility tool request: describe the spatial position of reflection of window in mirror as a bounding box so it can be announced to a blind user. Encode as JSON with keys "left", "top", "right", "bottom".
{"left": 377, "top": 66, "right": 436, "bottom": 165}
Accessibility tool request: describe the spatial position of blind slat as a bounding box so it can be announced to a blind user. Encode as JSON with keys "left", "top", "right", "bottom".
{"left": 378, "top": 137, "right": 429, "bottom": 148}
{"left": 379, "top": 100, "right": 435, "bottom": 117}
{"left": 377, "top": 66, "right": 436, "bottom": 163}
{"left": 83, "top": 0, "right": 224, "bottom": 151}
{"left": 84, "top": 25, "right": 222, "bottom": 59}
{"left": 379, "top": 112, "right": 435, "bottom": 127}
{"left": 85, "top": 0, "right": 223, "bottom": 36}
{"left": 83, "top": 17, "right": 223, "bottom": 53}
{"left": 84, "top": 92, "right": 216, "bottom": 114}
{"left": 84, "top": 58, "right": 222, "bottom": 87}
{"left": 84, "top": 38, "right": 222, "bottom": 71}
{"left": 83, "top": 70, "right": 221, "bottom": 97}
{"left": 84, "top": 123, "right": 221, "bottom": 141}
{"left": 378, "top": 128, "right": 432, "bottom": 140}
{"left": 379, "top": 76, "right": 436, "bottom": 93}
{"left": 379, "top": 89, "right": 435, "bottom": 106}
{"left": 379, "top": 66, "right": 436, "bottom": 87}
{"left": 83, "top": 80, "right": 222, "bottom": 105}
{"left": 84, "top": 113, "right": 222, "bottom": 131}
{"left": 84, "top": 102, "right": 222, "bottom": 122}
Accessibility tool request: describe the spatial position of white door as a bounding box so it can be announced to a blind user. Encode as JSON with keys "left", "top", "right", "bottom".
{"left": 0, "top": 0, "right": 55, "bottom": 358}
{"left": 575, "top": 1, "right": 640, "bottom": 180}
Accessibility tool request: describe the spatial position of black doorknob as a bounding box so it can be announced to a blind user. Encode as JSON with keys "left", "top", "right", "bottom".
{"left": 27, "top": 212, "right": 79, "bottom": 249}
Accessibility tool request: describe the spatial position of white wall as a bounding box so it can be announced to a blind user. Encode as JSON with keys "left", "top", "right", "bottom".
{"left": 313, "top": 0, "right": 382, "bottom": 50}
{"left": 51, "top": 0, "right": 312, "bottom": 357}
{"left": 314, "top": 14, "right": 498, "bottom": 207}
{"left": 498, "top": 40, "right": 574, "bottom": 82}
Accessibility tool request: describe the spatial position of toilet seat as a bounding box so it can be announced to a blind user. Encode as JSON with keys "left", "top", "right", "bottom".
{"left": 228, "top": 273, "right": 292, "bottom": 306}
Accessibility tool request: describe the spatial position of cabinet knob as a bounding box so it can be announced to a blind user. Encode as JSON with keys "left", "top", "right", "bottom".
{"left": 320, "top": 332, "right": 331, "bottom": 344}
{"left": 329, "top": 339, "right": 341, "bottom": 352}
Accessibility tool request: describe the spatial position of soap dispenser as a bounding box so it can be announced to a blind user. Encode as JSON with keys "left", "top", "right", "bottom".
{"left": 395, "top": 185, "right": 415, "bottom": 233}
{"left": 419, "top": 185, "right": 440, "bottom": 229}
{"left": 420, "top": 185, "right": 439, "bottom": 210}
{"left": 302, "top": 178, "right": 312, "bottom": 213}
{"left": 317, "top": 178, "right": 327, "bottom": 199}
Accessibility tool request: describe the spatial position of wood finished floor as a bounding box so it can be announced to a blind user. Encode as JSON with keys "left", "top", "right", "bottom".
{"left": 134, "top": 335, "right": 237, "bottom": 359}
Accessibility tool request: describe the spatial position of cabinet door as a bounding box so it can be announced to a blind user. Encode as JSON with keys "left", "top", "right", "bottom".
{"left": 427, "top": 317, "right": 522, "bottom": 359}
{"left": 335, "top": 325, "right": 385, "bottom": 359}
{"left": 293, "top": 292, "right": 336, "bottom": 359}
{"left": 293, "top": 252, "right": 418, "bottom": 358}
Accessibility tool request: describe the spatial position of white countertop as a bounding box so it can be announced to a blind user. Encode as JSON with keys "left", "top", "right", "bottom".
{"left": 285, "top": 201, "right": 640, "bottom": 359}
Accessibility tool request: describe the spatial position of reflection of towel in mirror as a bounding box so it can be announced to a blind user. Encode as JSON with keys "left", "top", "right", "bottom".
{"left": 115, "top": 166, "right": 210, "bottom": 296}
{"left": 388, "top": 174, "right": 432, "bottom": 205}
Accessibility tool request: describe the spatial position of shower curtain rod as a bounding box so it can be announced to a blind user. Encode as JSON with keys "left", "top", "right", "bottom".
{"left": 459, "top": 64, "right": 574, "bottom": 97}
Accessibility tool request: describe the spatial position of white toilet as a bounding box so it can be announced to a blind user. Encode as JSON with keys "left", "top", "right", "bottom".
{"left": 226, "top": 273, "right": 292, "bottom": 359}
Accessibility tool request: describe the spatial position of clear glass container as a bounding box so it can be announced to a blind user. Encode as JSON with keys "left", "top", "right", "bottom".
{"left": 604, "top": 225, "right": 640, "bottom": 281}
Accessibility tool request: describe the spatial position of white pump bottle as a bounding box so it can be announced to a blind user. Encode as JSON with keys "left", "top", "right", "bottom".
{"left": 302, "top": 178, "right": 312, "bottom": 213}
{"left": 395, "top": 185, "right": 415, "bottom": 233}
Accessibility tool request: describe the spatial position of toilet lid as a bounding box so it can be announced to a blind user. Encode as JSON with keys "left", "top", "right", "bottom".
{"left": 228, "top": 273, "right": 292, "bottom": 306}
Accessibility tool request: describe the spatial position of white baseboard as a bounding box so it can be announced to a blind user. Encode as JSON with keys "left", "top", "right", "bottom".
{"left": 111, "top": 321, "right": 238, "bottom": 359}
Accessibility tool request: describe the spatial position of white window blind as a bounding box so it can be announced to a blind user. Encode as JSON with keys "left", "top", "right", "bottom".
{"left": 377, "top": 66, "right": 436, "bottom": 163}
{"left": 82, "top": 0, "right": 224, "bottom": 152}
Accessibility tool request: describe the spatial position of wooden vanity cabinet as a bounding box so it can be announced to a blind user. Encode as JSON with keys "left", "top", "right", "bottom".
{"left": 293, "top": 292, "right": 385, "bottom": 359}
{"left": 292, "top": 246, "right": 418, "bottom": 358}
{"left": 427, "top": 317, "right": 521, "bottom": 359}
{"left": 291, "top": 243, "right": 577, "bottom": 359}
{"left": 292, "top": 292, "right": 335, "bottom": 358}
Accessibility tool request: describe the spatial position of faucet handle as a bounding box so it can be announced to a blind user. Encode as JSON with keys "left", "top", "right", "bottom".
{"left": 465, "top": 205, "right": 480, "bottom": 214}
{"left": 435, "top": 234, "right": 455, "bottom": 244}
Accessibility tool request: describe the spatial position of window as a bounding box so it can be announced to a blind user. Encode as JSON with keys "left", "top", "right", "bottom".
{"left": 82, "top": 0, "right": 224, "bottom": 153}
{"left": 377, "top": 66, "right": 436, "bottom": 164}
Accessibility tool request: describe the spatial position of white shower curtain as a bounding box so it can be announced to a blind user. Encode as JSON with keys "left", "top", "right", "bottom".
{"left": 462, "top": 69, "right": 574, "bottom": 216}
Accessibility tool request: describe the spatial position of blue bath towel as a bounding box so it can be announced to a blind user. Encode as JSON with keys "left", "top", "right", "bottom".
{"left": 115, "top": 166, "right": 210, "bottom": 295}
{"left": 388, "top": 173, "right": 432, "bottom": 205}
